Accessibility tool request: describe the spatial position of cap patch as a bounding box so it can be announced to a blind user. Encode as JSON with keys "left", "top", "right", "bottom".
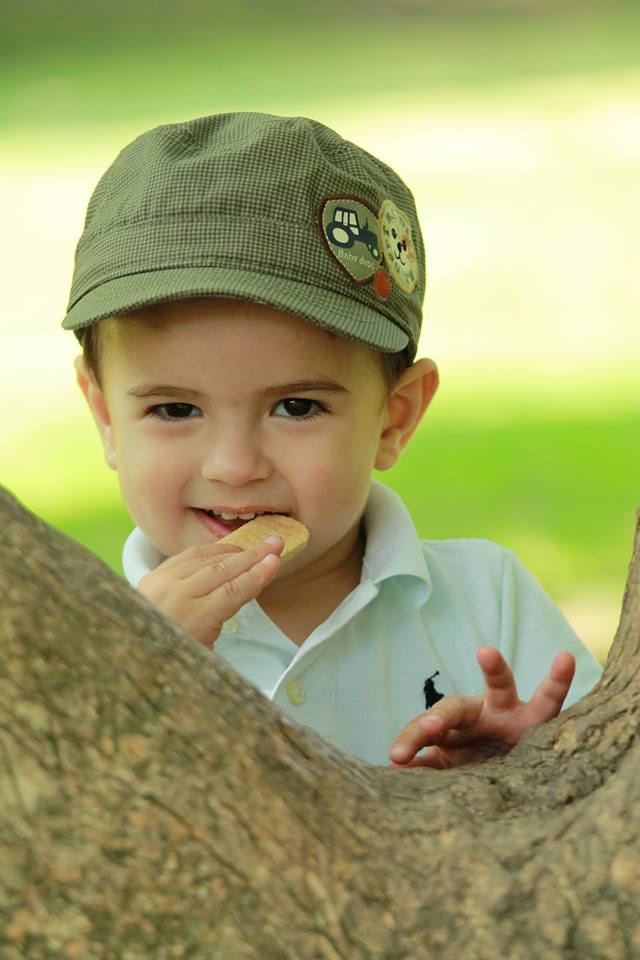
{"left": 319, "top": 196, "right": 381, "bottom": 284}
{"left": 373, "top": 267, "right": 392, "bottom": 300}
{"left": 378, "top": 199, "right": 418, "bottom": 294}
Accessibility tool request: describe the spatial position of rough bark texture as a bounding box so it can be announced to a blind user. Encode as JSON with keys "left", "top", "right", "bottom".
{"left": 1, "top": 487, "right": 639, "bottom": 960}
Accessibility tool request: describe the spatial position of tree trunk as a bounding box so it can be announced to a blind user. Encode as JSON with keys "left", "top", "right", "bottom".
{"left": 1, "top": 487, "right": 639, "bottom": 960}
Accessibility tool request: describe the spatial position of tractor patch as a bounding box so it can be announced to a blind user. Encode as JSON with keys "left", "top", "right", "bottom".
{"left": 319, "top": 196, "right": 382, "bottom": 285}
{"left": 378, "top": 199, "right": 418, "bottom": 294}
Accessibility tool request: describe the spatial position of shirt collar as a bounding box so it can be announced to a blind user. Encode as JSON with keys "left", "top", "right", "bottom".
{"left": 361, "top": 480, "right": 431, "bottom": 606}
{"left": 121, "top": 480, "right": 432, "bottom": 605}
{"left": 122, "top": 526, "right": 166, "bottom": 587}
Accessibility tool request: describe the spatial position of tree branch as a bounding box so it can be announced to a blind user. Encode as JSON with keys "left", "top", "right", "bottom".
{"left": 1, "top": 486, "right": 638, "bottom": 959}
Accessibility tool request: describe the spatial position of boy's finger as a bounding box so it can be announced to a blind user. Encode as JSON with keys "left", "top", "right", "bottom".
{"left": 389, "top": 746, "right": 451, "bottom": 769}
{"left": 476, "top": 646, "right": 520, "bottom": 711}
{"left": 148, "top": 541, "right": 244, "bottom": 578}
{"left": 180, "top": 537, "right": 284, "bottom": 597}
{"left": 206, "top": 551, "right": 282, "bottom": 626}
{"left": 389, "top": 695, "right": 483, "bottom": 765}
{"left": 526, "top": 652, "right": 576, "bottom": 722}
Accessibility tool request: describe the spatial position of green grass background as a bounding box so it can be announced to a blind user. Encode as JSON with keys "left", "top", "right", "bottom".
{"left": 2, "top": 0, "right": 639, "bottom": 661}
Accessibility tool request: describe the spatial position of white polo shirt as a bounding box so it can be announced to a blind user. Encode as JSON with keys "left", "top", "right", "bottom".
{"left": 122, "top": 481, "right": 602, "bottom": 766}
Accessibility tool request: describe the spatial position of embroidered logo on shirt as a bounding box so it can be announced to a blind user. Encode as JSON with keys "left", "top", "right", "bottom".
{"left": 423, "top": 671, "right": 445, "bottom": 709}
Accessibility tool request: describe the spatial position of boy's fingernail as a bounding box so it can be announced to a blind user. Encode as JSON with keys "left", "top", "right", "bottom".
{"left": 264, "top": 535, "right": 283, "bottom": 546}
{"left": 390, "top": 745, "right": 408, "bottom": 762}
{"left": 261, "top": 553, "right": 279, "bottom": 565}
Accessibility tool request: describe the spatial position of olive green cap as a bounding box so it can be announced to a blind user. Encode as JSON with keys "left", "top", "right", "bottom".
{"left": 63, "top": 112, "right": 425, "bottom": 358}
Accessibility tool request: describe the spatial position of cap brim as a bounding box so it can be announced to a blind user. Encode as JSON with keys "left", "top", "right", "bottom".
{"left": 62, "top": 266, "right": 410, "bottom": 353}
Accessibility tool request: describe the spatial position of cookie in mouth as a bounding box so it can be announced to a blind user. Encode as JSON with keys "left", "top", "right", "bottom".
{"left": 217, "top": 514, "right": 309, "bottom": 562}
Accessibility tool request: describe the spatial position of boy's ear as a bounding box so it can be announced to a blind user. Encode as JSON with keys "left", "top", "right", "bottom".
{"left": 375, "top": 358, "right": 439, "bottom": 471}
{"left": 74, "top": 355, "right": 118, "bottom": 470}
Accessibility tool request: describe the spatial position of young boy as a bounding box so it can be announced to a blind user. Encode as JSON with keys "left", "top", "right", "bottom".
{"left": 64, "top": 112, "right": 601, "bottom": 768}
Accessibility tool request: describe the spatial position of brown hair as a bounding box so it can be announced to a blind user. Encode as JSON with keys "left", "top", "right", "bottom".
{"left": 78, "top": 322, "right": 107, "bottom": 387}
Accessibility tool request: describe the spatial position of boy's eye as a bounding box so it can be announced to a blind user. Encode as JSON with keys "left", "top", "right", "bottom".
{"left": 149, "top": 402, "right": 200, "bottom": 420}
{"left": 272, "top": 398, "right": 322, "bottom": 419}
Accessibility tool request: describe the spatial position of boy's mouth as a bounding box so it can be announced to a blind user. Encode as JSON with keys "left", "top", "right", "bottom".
{"left": 195, "top": 507, "right": 288, "bottom": 534}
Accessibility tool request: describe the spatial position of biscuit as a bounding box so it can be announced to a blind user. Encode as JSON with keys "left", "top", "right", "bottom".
{"left": 217, "top": 514, "right": 310, "bottom": 562}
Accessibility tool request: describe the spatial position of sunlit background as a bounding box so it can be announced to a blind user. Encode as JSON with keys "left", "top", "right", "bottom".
{"left": 2, "top": 0, "right": 639, "bottom": 662}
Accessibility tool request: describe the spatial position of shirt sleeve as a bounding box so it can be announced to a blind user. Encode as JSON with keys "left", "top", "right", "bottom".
{"left": 498, "top": 551, "right": 603, "bottom": 707}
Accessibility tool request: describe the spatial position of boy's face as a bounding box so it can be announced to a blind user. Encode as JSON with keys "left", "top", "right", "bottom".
{"left": 77, "top": 299, "right": 436, "bottom": 590}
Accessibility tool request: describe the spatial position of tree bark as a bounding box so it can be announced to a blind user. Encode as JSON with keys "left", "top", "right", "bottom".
{"left": 1, "top": 487, "right": 638, "bottom": 960}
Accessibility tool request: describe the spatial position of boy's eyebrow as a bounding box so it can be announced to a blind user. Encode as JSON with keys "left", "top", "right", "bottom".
{"left": 257, "top": 379, "right": 350, "bottom": 399}
{"left": 127, "top": 383, "right": 207, "bottom": 401}
{"left": 126, "top": 379, "right": 350, "bottom": 400}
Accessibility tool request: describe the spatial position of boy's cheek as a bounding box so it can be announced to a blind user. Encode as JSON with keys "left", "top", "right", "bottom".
{"left": 296, "top": 469, "right": 367, "bottom": 536}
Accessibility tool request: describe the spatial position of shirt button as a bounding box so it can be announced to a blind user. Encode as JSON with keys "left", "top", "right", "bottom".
{"left": 286, "top": 680, "right": 305, "bottom": 705}
{"left": 222, "top": 618, "right": 239, "bottom": 634}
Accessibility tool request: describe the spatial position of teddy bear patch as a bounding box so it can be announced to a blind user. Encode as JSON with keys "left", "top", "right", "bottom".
{"left": 378, "top": 198, "right": 418, "bottom": 294}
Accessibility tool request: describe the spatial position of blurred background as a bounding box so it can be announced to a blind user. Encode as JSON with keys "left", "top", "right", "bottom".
{"left": 2, "top": 0, "right": 639, "bottom": 662}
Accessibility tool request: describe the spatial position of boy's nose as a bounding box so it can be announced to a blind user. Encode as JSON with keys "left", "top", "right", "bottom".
{"left": 199, "top": 428, "right": 272, "bottom": 486}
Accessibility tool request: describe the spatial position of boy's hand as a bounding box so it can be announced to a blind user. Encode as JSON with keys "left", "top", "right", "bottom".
{"left": 389, "top": 646, "right": 576, "bottom": 768}
{"left": 137, "top": 536, "right": 284, "bottom": 648}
